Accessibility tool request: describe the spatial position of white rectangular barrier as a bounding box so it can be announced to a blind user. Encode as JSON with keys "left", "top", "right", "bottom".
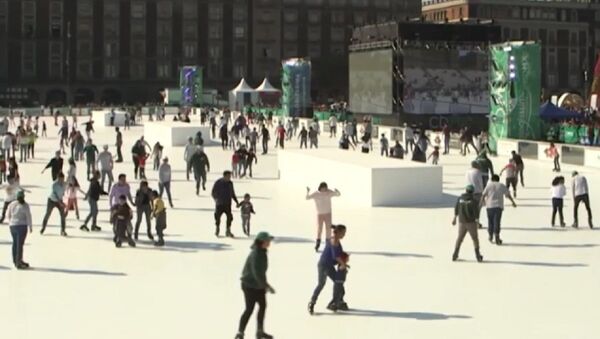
{"left": 144, "top": 121, "right": 213, "bottom": 147}
{"left": 278, "top": 149, "right": 443, "bottom": 207}
{"left": 91, "top": 110, "right": 129, "bottom": 127}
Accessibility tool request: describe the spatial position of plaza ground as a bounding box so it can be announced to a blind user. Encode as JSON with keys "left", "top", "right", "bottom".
{"left": 0, "top": 116, "right": 599, "bottom": 339}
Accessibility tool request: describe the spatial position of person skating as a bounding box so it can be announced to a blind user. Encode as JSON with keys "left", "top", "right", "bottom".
{"left": 260, "top": 125, "right": 270, "bottom": 155}
{"left": 81, "top": 170, "right": 107, "bottom": 232}
{"left": 235, "top": 231, "right": 275, "bottom": 339}
{"left": 329, "top": 115, "right": 338, "bottom": 138}
{"left": 299, "top": 126, "right": 308, "bottom": 149}
{"left": 238, "top": 193, "right": 256, "bottom": 236}
{"left": 308, "top": 225, "right": 347, "bottom": 314}
{"left": 331, "top": 252, "right": 350, "bottom": 312}
{"left": 7, "top": 190, "right": 32, "bottom": 269}
{"left": 380, "top": 133, "right": 389, "bottom": 157}
{"left": 40, "top": 172, "right": 68, "bottom": 236}
{"left": 551, "top": 176, "right": 567, "bottom": 227}
{"left": 451, "top": 185, "right": 483, "bottom": 262}
{"left": 465, "top": 161, "right": 484, "bottom": 228}
{"left": 480, "top": 174, "right": 516, "bottom": 245}
{"left": 571, "top": 171, "right": 593, "bottom": 228}
{"left": 211, "top": 171, "right": 239, "bottom": 237}
{"left": 190, "top": 147, "right": 210, "bottom": 195}
{"left": 476, "top": 151, "right": 494, "bottom": 188}
{"left": 499, "top": 159, "right": 519, "bottom": 198}
{"left": 511, "top": 150, "right": 525, "bottom": 186}
{"left": 158, "top": 157, "right": 174, "bottom": 207}
{"left": 111, "top": 195, "right": 135, "bottom": 248}
{"left": 134, "top": 180, "right": 154, "bottom": 240}
{"left": 245, "top": 149, "right": 258, "bottom": 178}
{"left": 83, "top": 139, "right": 99, "bottom": 180}
{"left": 308, "top": 126, "right": 318, "bottom": 149}
{"left": 151, "top": 142, "right": 163, "bottom": 171}
{"left": 545, "top": 143, "right": 560, "bottom": 172}
{"left": 115, "top": 127, "right": 123, "bottom": 163}
{"left": 306, "top": 183, "right": 341, "bottom": 252}
{"left": 184, "top": 137, "right": 195, "bottom": 180}
{"left": 97, "top": 145, "right": 114, "bottom": 192}
{"left": 151, "top": 190, "right": 167, "bottom": 247}
{"left": 42, "top": 151, "right": 64, "bottom": 181}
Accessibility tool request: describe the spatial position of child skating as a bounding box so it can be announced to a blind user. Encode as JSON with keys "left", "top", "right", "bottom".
{"left": 151, "top": 190, "right": 167, "bottom": 246}
{"left": 238, "top": 193, "right": 256, "bottom": 236}
{"left": 64, "top": 179, "right": 86, "bottom": 220}
{"left": 428, "top": 146, "right": 440, "bottom": 165}
{"left": 329, "top": 252, "right": 350, "bottom": 312}
{"left": 551, "top": 176, "right": 566, "bottom": 227}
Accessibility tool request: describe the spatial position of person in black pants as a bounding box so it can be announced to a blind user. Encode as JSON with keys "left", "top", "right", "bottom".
{"left": 235, "top": 231, "right": 275, "bottom": 339}
{"left": 571, "top": 171, "right": 593, "bottom": 228}
{"left": 115, "top": 127, "right": 123, "bottom": 163}
{"left": 134, "top": 180, "right": 154, "bottom": 240}
{"left": 41, "top": 151, "right": 64, "bottom": 181}
{"left": 260, "top": 125, "right": 269, "bottom": 155}
{"left": 211, "top": 171, "right": 239, "bottom": 237}
{"left": 511, "top": 151, "right": 525, "bottom": 187}
{"left": 220, "top": 124, "right": 229, "bottom": 150}
{"left": 81, "top": 170, "right": 107, "bottom": 232}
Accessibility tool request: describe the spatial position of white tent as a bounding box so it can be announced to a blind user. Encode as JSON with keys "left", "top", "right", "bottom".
{"left": 229, "top": 78, "right": 258, "bottom": 110}
{"left": 255, "top": 78, "right": 280, "bottom": 93}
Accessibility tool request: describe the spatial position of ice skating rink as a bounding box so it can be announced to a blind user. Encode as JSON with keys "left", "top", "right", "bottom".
{"left": 1, "top": 117, "right": 599, "bottom": 339}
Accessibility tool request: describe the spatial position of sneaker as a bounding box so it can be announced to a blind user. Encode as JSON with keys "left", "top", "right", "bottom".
{"left": 308, "top": 302, "right": 315, "bottom": 315}
{"left": 226, "top": 231, "right": 235, "bottom": 238}
{"left": 326, "top": 302, "right": 338, "bottom": 312}
{"left": 115, "top": 241, "right": 122, "bottom": 248}
{"left": 337, "top": 302, "right": 349, "bottom": 311}
{"left": 80, "top": 225, "right": 90, "bottom": 232}
{"left": 91, "top": 226, "right": 102, "bottom": 232}
{"left": 19, "top": 261, "right": 30, "bottom": 268}
{"left": 61, "top": 230, "right": 68, "bottom": 237}
{"left": 495, "top": 238, "right": 503, "bottom": 245}
{"left": 16, "top": 262, "right": 29, "bottom": 270}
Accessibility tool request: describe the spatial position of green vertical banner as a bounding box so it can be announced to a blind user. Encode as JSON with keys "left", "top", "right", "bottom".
{"left": 489, "top": 42, "right": 541, "bottom": 152}
{"left": 194, "top": 67, "right": 203, "bottom": 106}
{"left": 281, "top": 58, "right": 312, "bottom": 117}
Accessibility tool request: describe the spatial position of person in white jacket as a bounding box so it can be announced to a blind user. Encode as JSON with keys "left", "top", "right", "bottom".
{"left": 8, "top": 190, "right": 32, "bottom": 269}
{"left": 183, "top": 137, "right": 195, "bottom": 181}
{"left": 571, "top": 171, "right": 593, "bottom": 228}
{"left": 306, "top": 182, "right": 341, "bottom": 252}
{"left": 158, "top": 157, "right": 173, "bottom": 208}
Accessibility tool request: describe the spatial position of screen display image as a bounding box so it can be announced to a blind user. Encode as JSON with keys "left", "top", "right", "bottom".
{"left": 349, "top": 49, "right": 394, "bottom": 115}
{"left": 403, "top": 48, "right": 489, "bottom": 114}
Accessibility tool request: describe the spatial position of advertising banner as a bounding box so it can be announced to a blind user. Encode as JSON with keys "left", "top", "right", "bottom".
{"left": 281, "top": 58, "right": 312, "bottom": 117}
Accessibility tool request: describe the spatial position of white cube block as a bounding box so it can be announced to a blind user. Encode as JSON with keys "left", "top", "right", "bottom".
{"left": 91, "top": 110, "right": 129, "bottom": 127}
{"left": 143, "top": 121, "right": 213, "bottom": 147}
{"left": 278, "top": 148, "right": 443, "bottom": 207}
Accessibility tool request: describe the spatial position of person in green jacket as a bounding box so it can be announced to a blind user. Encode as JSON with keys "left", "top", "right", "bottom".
{"left": 476, "top": 151, "right": 494, "bottom": 188}
{"left": 452, "top": 185, "right": 483, "bottom": 262}
{"left": 236, "top": 232, "right": 275, "bottom": 339}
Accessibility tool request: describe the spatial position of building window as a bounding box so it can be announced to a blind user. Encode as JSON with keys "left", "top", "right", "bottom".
{"left": 21, "top": 42, "right": 36, "bottom": 77}
{"left": 331, "top": 27, "right": 345, "bottom": 42}
{"left": 49, "top": 1, "right": 63, "bottom": 38}
{"left": 183, "top": 0, "right": 197, "bottom": 19}
{"left": 351, "top": 0, "right": 368, "bottom": 7}
{"left": 22, "top": 1, "right": 36, "bottom": 38}
{"left": 331, "top": 11, "right": 344, "bottom": 24}
{"left": 209, "top": 25, "right": 222, "bottom": 39}
{"left": 330, "top": 0, "right": 346, "bottom": 6}
{"left": 233, "top": 7, "right": 246, "bottom": 21}
{"left": 157, "top": 21, "right": 171, "bottom": 38}
{"left": 130, "top": 62, "right": 145, "bottom": 79}
{"left": 105, "top": 42, "right": 118, "bottom": 58}
{"left": 183, "top": 22, "right": 197, "bottom": 40}
{"left": 104, "top": 20, "right": 119, "bottom": 38}
{"left": 131, "top": 40, "right": 145, "bottom": 57}
{"left": 104, "top": 62, "right": 118, "bottom": 78}
{"left": 234, "top": 44, "right": 245, "bottom": 59}
{"left": 209, "top": 4, "right": 223, "bottom": 20}
{"left": 77, "top": 62, "right": 92, "bottom": 79}
{"left": 157, "top": 1, "right": 172, "bottom": 18}
{"left": 283, "top": 11, "right": 298, "bottom": 23}
{"left": 78, "top": 20, "right": 92, "bottom": 38}
{"left": 131, "top": 1, "right": 145, "bottom": 19}
{"left": 77, "top": 41, "right": 92, "bottom": 57}
{"left": 131, "top": 20, "right": 145, "bottom": 37}
{"left": 511, "top": 7, "right": 520, "bottom": 19}
{"left": 105, "top": 1, "right": 119, "bottom": 18}
{"left": 308, "top": 11, "right": 321, "bottom": 24}
{"left": 233, "top": 64, "right": 245, "bottom": 78}
{"left": 157, "top": 63, "right": 170, "bottom": 78}
{"left": 308, "top": 44, "right": 320, "bottom": 57}
{"left": 0, "top": 0, "right": 7, "bottom": 35}
{"left": 209, "top": 46, "right": 221, "bottom": 58}
{"left": 157, "top": 42, "right": 170, "bottom": 58}
{"left": 283, "top": 26, "right": 297, "bottom": 41}
{"left": 353, "top": 12, "right": 366, "bottom": 25}
{"left": 234, "top": 25, "right": 245, "bottom": 39}
{"left": 308, "top": 27, "right": 320, "bottom": 42}
{"left": 78, "top": 0, "right": 93, "bottom": 17}
{"left": 283, "top": 44, "right": 298, "bottom": 58}
{"left": 374, "top": 0, "right": 390, "bottom": 8}
{"left": 208, "top": 61, "right": 220, "bottom": 78}
{"left": 183, "top": 43, "right": 196, "bottom": 59}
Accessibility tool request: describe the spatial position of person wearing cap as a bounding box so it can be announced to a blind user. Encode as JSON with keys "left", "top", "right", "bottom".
{"left": 183, "top": 137, "right": 195, "bottom": 181}
{"left": 308, "top": 224, "right": 347, "bottom": 314}
{"left": 235, "top": 231, "right": 275, "bottom": 339}
{"left": 41, "top": 172, "right": 67, "bottom": 236}
{"left": 211, "top": 170, "right": 239, "bottom": 237}
{"left": 465, "top": 160, "right": 484, "bottom": 227}
{"left": 42, "top": 151, "right": 64, "bottom": 181}
{"left": 158, "top": 157, "right": 174, "bottom": 208}
{"left": 480, "top": 174, "right": 517, "bottom": 245}
{"left": 97, "top": 144, "right": 114, "bottom": 192}
{"left": 571, "top": 171, "right": 593, "bottom": 228}
{"left": 81, "top": 170, "right": 107, "bottom": 232}
{"left": 190, "top": 146, "right": 210, "bottom": 195}
{"left": 452, "top": 185, "right": 483, "bottom": 262}
{"left": 7, "top": 190, "right": 32, "bottom": 269}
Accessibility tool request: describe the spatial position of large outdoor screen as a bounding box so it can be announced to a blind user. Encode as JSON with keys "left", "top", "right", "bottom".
{"left": 349, "top": 49, "right": 394, "bottom": 115}
{"left": 403, "top": 48, "right": 489, "bottom": 114}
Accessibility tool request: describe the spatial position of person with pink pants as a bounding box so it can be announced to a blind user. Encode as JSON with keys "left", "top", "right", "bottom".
{"left": 306, "top": 182, "right": 341, "bottom": 252}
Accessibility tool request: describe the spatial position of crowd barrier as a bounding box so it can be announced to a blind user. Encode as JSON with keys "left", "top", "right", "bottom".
{"left": 497, "top": 138, "right": 600, "bottom": 169}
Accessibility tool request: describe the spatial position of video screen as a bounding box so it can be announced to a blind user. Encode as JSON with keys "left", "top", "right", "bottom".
{"left": 403, "top": 48, "right": 489, "bottom": 114}
{"left": 349, "top": 49, "right": 393, "bottom": 115}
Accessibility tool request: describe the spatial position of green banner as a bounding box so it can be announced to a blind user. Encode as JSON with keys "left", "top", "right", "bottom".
{"left": 281, "top": 58, "right": 311, "bottom": 117}
{"left": 489, "top": 43, "right": 541, "bottom": 151}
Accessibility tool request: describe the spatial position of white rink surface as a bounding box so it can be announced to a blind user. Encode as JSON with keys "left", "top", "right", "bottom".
{"left": 1, "top": 117, "right": 599, "bottom": 339}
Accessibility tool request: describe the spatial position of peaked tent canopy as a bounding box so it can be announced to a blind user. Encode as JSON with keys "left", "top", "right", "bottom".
{"left": 229, "top": 78, "right": 258, "bottom": 110}
{"left": 231, "top": 78, "right": 255, "bottom": 93}
{"left": 539, "top": 102, "right": 581, "bottom": 120}
{"left": 255, "top": 78, "right": 280, "bottom": 92}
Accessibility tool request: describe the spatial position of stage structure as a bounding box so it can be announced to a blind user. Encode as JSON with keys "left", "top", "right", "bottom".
{"left": 281, "top": 58, "right": 312, "bottom": 117}
{"left": 179, "top": 66, "right": 203, "bottom": 107}
{"left": 349, "top": 21, "right": 501, "bottom": 127}
{"left": 488, "top": 42, "right": 542, "bottom": 152}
